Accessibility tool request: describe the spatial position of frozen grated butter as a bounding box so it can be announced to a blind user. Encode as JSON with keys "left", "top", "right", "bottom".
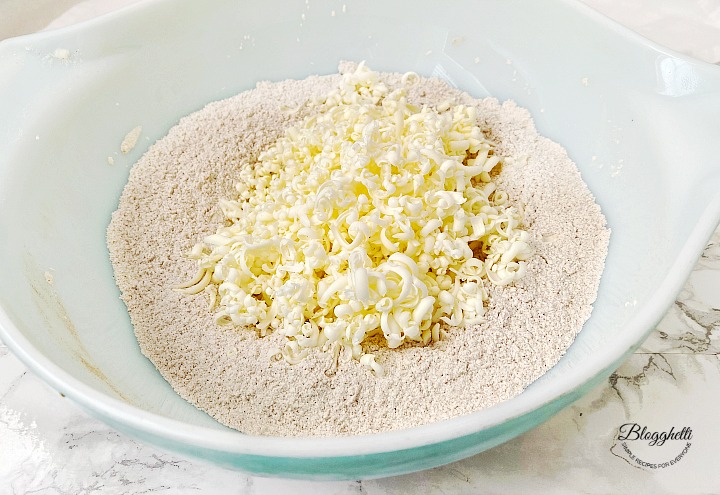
{"left": 179, "top": 63, "right": 532, "bottom": 374}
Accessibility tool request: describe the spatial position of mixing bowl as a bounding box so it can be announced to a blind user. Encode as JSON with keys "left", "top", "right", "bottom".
{"left": 1, "top": 0, "right": 719, "bottom": 480}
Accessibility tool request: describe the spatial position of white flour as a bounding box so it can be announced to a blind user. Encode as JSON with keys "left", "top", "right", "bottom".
{"left": 107, "top": 64, "right": 609, "bottom": 436}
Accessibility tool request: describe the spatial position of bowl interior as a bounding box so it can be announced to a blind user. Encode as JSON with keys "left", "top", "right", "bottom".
{"left": 1, "top": 0, "right": 720, "bottom": 455}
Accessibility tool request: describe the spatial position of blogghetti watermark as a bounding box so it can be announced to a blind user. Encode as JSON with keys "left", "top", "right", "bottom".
{"left": 615, "top": 423, "right": 693, "bottom": 470}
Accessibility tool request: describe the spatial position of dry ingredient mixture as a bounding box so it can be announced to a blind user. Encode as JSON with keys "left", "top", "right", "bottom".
{"left": 107, "top": 62, "right": 609, "bottom": 436}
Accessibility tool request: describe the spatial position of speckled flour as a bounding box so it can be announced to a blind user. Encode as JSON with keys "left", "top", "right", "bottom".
{"left": 107, "top": 64, "right": 609, "bottom": 437}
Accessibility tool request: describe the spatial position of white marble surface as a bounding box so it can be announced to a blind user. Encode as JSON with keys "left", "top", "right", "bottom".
{"left": 1, "top": 1, "right": 720, "bottom": 493}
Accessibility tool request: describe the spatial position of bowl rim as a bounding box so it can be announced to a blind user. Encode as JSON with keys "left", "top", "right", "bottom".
{"left": 1, "top": 0, "right": 720, "bottom": 459}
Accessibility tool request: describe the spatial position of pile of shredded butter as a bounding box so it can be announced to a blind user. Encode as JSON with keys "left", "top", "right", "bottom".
{"left": 178, "top": 63, "right": 532, "bottom": 374}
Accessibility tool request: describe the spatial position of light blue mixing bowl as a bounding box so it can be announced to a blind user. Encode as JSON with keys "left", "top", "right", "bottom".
{"left": 0, "top": 0, "right": 719, "bottom": 480}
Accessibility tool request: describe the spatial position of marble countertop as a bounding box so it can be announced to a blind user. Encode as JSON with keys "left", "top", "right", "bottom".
{"left": 1, "top": 1, "right": 720, "bottom": 493}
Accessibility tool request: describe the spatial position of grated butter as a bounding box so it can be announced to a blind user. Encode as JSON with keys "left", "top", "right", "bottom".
{"left": 179, "top": 63, "right": 532, "bottom": 374}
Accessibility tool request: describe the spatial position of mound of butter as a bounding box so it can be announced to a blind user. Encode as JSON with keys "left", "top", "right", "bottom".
{"left": 179, "top": 63, "right": 531, "bottom": 374}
